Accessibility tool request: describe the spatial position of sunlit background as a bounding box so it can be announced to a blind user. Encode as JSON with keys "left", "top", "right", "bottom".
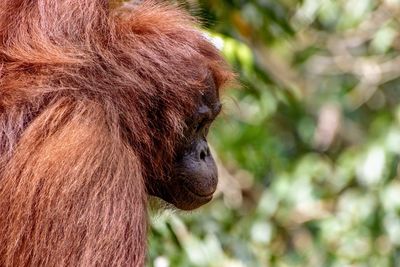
{"left": 147, "top": 0, "right": 400, "bottom": 266}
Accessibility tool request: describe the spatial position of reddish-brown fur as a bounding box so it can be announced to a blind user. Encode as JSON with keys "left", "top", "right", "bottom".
{"left": 0, "top": 0, "right": 232, "bottom": 266}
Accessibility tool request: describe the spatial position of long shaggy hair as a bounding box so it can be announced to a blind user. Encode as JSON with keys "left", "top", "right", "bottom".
{"left": 0, "top": 0, "right": 232, "bottom": 266}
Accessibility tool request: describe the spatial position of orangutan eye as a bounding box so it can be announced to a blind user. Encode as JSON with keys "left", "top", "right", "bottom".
{"left": 196, "top": 118, "right": 208, "bottom": 132}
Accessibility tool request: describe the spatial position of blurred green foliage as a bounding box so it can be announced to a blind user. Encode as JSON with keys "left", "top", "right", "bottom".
{"left": 148, "top": 0, "right": 400, "bottom": 266}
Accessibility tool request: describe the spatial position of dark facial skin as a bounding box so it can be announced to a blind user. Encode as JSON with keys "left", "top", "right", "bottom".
{"left": 149, "top": 79, "right": 222, "bottom": 210}
{"left": 170, "top": 99, "right": 221, "bottom": 210}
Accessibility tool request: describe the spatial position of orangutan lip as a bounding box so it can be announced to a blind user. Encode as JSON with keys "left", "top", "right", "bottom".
{"left": 182, "top": 183, "right": 215, "bottom": 199}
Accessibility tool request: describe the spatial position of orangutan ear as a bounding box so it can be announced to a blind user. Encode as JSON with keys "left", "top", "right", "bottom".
{"left": 0, "top": 98, "right": 147, "bottom": 266}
